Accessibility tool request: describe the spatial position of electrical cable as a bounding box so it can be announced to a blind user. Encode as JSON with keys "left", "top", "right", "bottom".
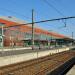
{"left": 0, "top": 7, "right": 31, "bottom": 20}
{"left": 6, "top": 0, "right": 31, "bottom": 20}
{"left": 41, "top": 0, "right": 68, "bottom": 28}
{"left": 3, "top": 16, "right": 75, "bottom": 28}
{"left": 42, "top": 0, "right": 65, "bottom": 17}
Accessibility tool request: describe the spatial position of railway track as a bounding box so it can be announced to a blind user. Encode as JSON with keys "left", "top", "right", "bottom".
{"left": 0, "top": 51, "right": 75, "bottom": 75}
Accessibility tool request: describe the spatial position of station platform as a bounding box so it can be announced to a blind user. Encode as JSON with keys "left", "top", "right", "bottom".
{"left": 0, "top": 46, "right": 74, "bottom": 67}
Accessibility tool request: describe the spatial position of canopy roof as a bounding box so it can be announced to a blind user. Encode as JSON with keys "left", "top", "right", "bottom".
{"left": 0, "top": 17, "right": 69, "bottom": 39}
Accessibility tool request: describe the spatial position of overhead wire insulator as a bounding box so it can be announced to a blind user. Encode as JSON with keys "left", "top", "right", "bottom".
{"left": 63, "top": 19, "right": 67, "bottom": 27}
{"left": 61, "top": 19, "right": 67, "bottom": 28}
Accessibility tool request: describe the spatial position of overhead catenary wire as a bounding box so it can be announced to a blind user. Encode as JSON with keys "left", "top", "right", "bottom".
{"left": 51, "top": 0, "right": 75, "bottom": 28}
{"left": 41, "top": 0, "right": 68, "bottom": 28}
{"left": 50, "top": 0, "right": 67, "bottom": 27}
{"left": 6, "top": 0, "right": 32, "bottom": 20}
{"left": 0, "top": 7, "right": 31, "bottom": 20}
{"left": 0, "top": 0, "right": 67, "bottom": 28}
{"left": 42, "top": 0, "right": 65, "bottom": 17}
{"left": 50, "top": 0, "right": 68, "bottom": 28}
{"left": 3, "top": 16, "right": 75, "bottom": 28}
{"left": 47, "top": 0, "right": 75, "bottom": 29}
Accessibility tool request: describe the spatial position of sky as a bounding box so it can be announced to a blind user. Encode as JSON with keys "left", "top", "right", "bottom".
{"left": 0, "top": 0, "right": 75, "bottom": 38}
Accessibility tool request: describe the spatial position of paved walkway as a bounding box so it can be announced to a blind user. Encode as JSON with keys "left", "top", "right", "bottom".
{"left": 0, "top": 47, "right": 70, "bottom": 57}
{"left": 66, "top": 65, "right": 75, "bottom": 75}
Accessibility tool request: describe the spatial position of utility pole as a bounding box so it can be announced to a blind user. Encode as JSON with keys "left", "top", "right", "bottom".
{"left": 32, "top": 9, "right": 34, "bottom": 50}
{"left": 72, "top": 32, "right": 73, "bottom": 39}
{"left": 2, "top": 25, "right": 4, "bottom": 48}
{"left": 72, "top": 32, "right": 73, "bottom": 45}
{"left": 48, "top": 30, "right": 52, "bottom": 48}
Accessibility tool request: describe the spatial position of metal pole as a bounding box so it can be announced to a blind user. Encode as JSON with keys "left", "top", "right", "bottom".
{"left": 2, "top": 25, "right": 4, "bottom": 52}
{"left": 11, "top": 36, "right": 13, "bottom": 47}
{"left": 32, "top": 9, "right": 34, "bottom": 50}
{"left": 72, "top": 32, "right": 73, "bottom": 45}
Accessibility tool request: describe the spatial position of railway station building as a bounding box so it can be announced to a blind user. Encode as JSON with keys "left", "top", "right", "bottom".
{"left": 0, "top": 16, "right": 73, "bottom": 48}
